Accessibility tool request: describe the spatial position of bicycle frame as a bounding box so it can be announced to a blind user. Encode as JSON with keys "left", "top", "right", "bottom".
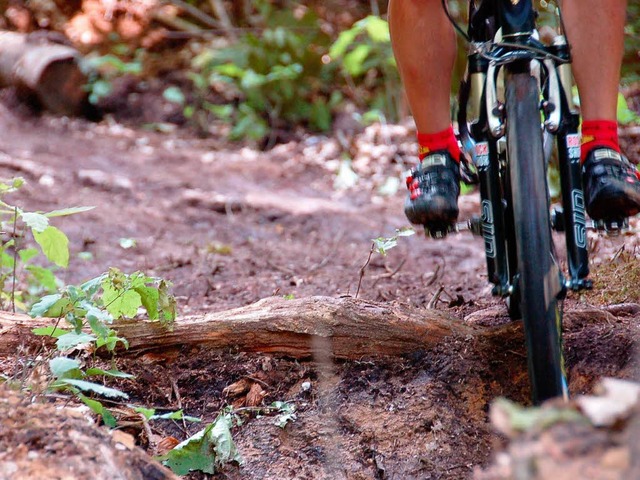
{"left": 457, "top": 0, "right": 591, "bottom": 301}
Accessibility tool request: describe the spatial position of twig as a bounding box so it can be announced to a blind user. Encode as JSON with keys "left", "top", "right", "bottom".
{"left": 427, "top": 285, "right": 445, "bottom": 309}
{"left": 139, "top": 413, "right": 155, "bottom": 451}
{"left": 372, "top": 257, "right": 407, "bottom": 286}
{"left": 169, "top": 377, "right": 183, "bottom": 409}
{"left": 169, "top": 376, "right": 190, "bottom": 431}
{"left": 209, "top": 0, "right": 238, "bottom": 40}
{"left": 152, "top": 10, "right": 204, "bottom": 33}
{"left": 425, "top": 264, "right": 441, "bottom": 287}
{"left": 164, "top": 0, "right": 220, "bottom": 28}
{"left": 356, "top": 243, "right": 375, "bottom": 298}
{"left": 11, "top": 206, "right": 18, "bottom": 313}
{"left": 244, "top": 375, "right": 270, "bottom": 389}
{"left": 612, "top": 244, "right": 626, "bottom": 262}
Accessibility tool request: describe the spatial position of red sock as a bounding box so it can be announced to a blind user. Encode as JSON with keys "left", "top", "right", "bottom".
{"left": 580, "top": 120, "right": 620, "bottom": 163}
{"left": 417, "top": 127, "right": 461, "bottom": 162}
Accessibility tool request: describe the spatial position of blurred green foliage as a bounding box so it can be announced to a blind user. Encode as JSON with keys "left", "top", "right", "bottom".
{"left": 84, "top": 1, "right": 640, "bottom": 139}
{"left": 189, "top": 6, "right": 401, "bottom": 142}
{"left": 192, "top": 7, "right": 339, "bottom": 141}
{"left": 624, "top": 2, "right": 640, "bottom": 84}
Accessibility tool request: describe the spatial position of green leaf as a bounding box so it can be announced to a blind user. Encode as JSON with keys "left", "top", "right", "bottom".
{"left": 240, "top": 70, "right": 267, "bottom": 89}
{"left": 160, "top": 414, "right": 242, "bottom": 475}
{"left": 85, "top": 368, "right": 135, "bottom": 379}
{"left": 617, "top": 92, "right": 640, "bottom": 125}
{"left": 151, "top": 410, "right": 201, "bottom": 422}
{"left": 84, "top": 304, "right": 113, "bottom": 338}
{"left": 21, "top": 212, "right": 49, "bottom": 233}
{"left": 134, "top": 406, "right": 156, "bottom": 420}
{"left": 364, "top": 16, "right": 391, "bottom": 43}
{"left": 78, "top": 394, "right": 118, "bottom": 428}
{"left": 88, "top": 79, "right": 112, "bottom": 104}
{"left": 102, "top": 282, "right": 142, "bottom": 319}
{"left": 134, "top": 285, "right": 159, "bottom": 320}
{"left": 329, "top": 27, "right": 361, "bottom": 59}
{"left": 30, "top": 294, "right": 68, "bottom": 318}
{"left": 44, "top": 206, "right": 95, "bottom": 218}
{"left": 26, "top": 265, "right": 59, "bottom": 292}
{"left": 95, "top": 331, "right": 129, "bottom": 351}
{"left": 49, "top": 357, "right": 82, "bottom": 379}
{"left": 32, "top": 226, "right": 69, "bottom": 267}
{"left": 163, "top": 86, "right": 186, "bottom": 105}
{"left": 343, "top": 44, "right": 371, "bottom": 77}
{"left": 396, "top": 227, "right": 416, "bottom": 238}
{"left": 32, "top": 326, "right": 69, "bottom": 338}
{"left": 372, "top": 236, "right": 398, "bottom": 256}
{"left": 213, "top": 63, "right": 245, "bottom": 78}
{"left": 18, "top": 248, "right": 40, "bottom": 263}
{"left": 158, "top": 280, "right": 177, "bottom": 325}
{"left": 81, "top": 274, "right": 107, "bottom": 297}
{"left": 56, "top": 332, "right": 97, "bottom": 351}
{"left": 56, "top": 378, "right": 129, "bottom": 400}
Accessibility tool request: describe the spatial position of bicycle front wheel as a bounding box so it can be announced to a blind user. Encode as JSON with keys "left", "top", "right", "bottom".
{"left": 505, "top": 72, "right": 568, "bottom": 404}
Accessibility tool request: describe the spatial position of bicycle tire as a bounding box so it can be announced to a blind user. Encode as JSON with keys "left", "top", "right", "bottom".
{"left": 505, "top": 72, "right": 568, "bottom": 404}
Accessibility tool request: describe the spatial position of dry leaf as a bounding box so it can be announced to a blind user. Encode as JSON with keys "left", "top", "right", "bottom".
{"left": 111, "top": 430, "right": 136, "bottom": 450}
{"left": 156, "top": 436, "right": 180, "bottom": 456}
{"left": 223, "top": 378, "right": 251, "bottom": 397}
{"left": 246, "top": 383, "right": 266, "bottom": 407}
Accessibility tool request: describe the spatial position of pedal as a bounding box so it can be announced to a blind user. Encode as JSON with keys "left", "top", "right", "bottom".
{"left": 590, "top": 217, "right": 629, "bottom": 236}
{"left": 424, "top": 222, "right": 458, "bottom": 239}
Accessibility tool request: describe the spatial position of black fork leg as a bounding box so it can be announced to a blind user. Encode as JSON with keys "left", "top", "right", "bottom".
{"left": 556, "top": 113, "right": 591, "bottom": 290}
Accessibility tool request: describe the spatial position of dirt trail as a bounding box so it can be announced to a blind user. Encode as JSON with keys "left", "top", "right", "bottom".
{"left": 1, "top": 101, "right": 640, "bottom": 479}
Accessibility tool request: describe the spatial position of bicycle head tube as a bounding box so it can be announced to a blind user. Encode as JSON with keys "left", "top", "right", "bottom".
{"left": 498, "top": 0, "right": 535, "bottom": 38}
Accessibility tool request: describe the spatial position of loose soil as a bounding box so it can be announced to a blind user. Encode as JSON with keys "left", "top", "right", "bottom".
{"left": 1, "top": 96, "right": 640, "bottom": 479}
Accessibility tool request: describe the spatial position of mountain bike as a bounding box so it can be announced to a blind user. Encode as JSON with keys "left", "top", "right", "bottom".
{"left": 440, "top": 0, "right": 627, "bottom": 404}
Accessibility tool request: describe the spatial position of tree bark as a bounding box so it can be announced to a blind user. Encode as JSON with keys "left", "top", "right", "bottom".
{"left": 0, "top": 296, "right": 479, "bottom": 359}
{"left": 0, "top": 31, "right": 87, "bottom": 115}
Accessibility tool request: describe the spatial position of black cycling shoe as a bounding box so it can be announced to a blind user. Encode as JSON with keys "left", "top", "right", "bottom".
{"left": 404, "top": 150, "right": 460, "bottom": 235}
{"left": 581, "top": 147, "right": 640, "bottom": 220}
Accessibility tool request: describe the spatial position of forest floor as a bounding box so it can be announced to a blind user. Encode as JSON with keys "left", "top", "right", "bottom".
{"left": 1, "top": 93, "right": 640, "bottom": 479}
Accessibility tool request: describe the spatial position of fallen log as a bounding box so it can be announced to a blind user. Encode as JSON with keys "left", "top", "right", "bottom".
{"left": 0, "top": 296, "right": 479, "bottom": 359}
{"left": 0, "top": 31, "right": 87, "bottom": 115}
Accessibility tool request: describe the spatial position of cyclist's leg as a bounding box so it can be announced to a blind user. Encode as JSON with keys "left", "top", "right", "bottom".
{"left": 562, "top": 0, "right": 640, "bottom": 219}
{"left": 388, "top": 0, "right": 455, "bottom": 134}
{"left": 389, "top": 0, "right": 461, "bottom": 230}
{"left": 563, "top": 0, "right": 626, "bottom": 122}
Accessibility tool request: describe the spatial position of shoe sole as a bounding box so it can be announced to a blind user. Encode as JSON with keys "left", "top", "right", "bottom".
{"left": 588, "top": 186, "right": 640, "bottom": 220}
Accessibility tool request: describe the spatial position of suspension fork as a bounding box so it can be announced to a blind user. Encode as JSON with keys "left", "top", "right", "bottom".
{"left": 472, "top": 129, "right": 511, "bottom": 295}
{"left": 461, "top": 50, "right": 512, "bottom": 296}
{"left": 550, "top": 38, "right": 592, "bottom": 291}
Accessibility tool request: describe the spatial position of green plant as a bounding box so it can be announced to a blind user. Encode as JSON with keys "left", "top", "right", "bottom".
{"left": 81, "top": 50, "right": 144, "bottom": 104}
{"left": 48, "top": 355, "right": 132, "bottom": 427}
{"left": 30, "top": 268, "right": 178, "bottom": 426}
{"left": 329, "top": 15, "right": 402, "bottom": 122}
{"left": 0, "top": 178, "right": 92, "bottom": 310}
{"left": 372, "top": 227, "right": 416, "bottom": 256}
{"left": 31, "top": 268, "right": 177, "bottom": 352}
{"left": 159, "top": 412, "right": 243, "bottom": 475}
{"left": 192, "top": 8, "right": 341, "bottom": 141}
